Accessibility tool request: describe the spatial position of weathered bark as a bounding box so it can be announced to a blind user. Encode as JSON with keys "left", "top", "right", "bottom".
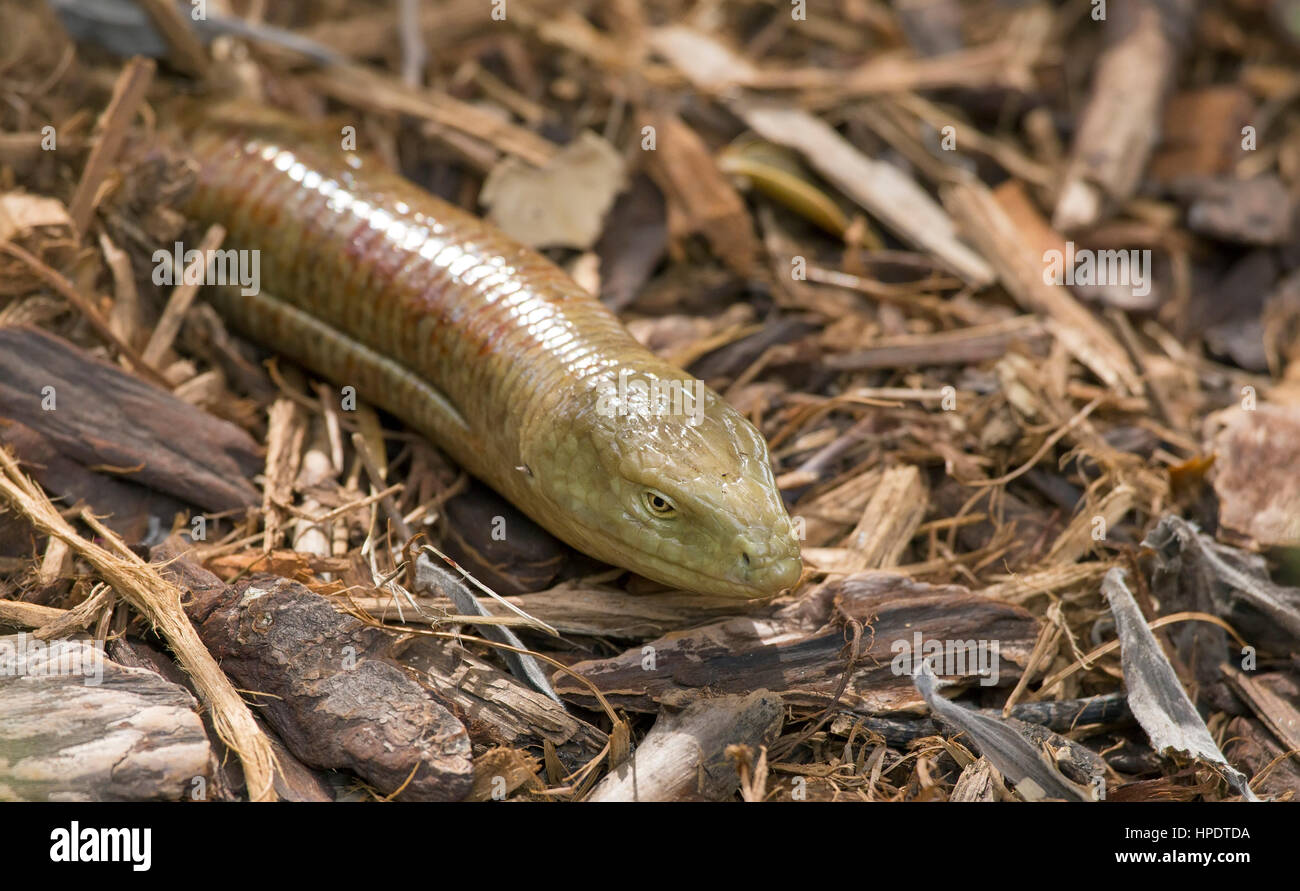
{"left": 0, "top": 325, "right": 260, "bottom": 512}
{"left": 0, "top": 634, "right": 210, "bottom": 801}
{"left": 556, "top": 573, "right": 1039, "bottom": 714}
{"left": 0, "top": 421, "right": 193, "bottom": 541}
{"left": 109, "top": 635, "right": 335, "bottom": 802}
{"left": 154, "top": 543, "right": 473, "bottom": 801}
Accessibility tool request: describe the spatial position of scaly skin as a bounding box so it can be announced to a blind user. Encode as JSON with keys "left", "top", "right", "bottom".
{"left": 181, "top": 123, "right": 802, "bottom": 598}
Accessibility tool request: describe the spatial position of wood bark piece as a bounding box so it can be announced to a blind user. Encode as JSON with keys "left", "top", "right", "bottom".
{"left": 0, "top": 634, "right": 210, "bottom": 801}
{"left": 0, "top": 241, "right": 170, "bottom": 388}
{"left": 555, "top": 573, "right": 1038, "bottom": 714}
{"left": 0, "top": 326, "right": 261, "bottom": 512}
{"left": 467, "top": 747, "right": 544, "bottom": 801}
{"left": 310, "top": 64, "right": 558, "bottom": 167}
{"left": 1210, "top": 404, "right": 1300, "bottom": 549}
{"left": 1222, "top": 668, "right": 1300, "bottom": 768}
{"left": 1183, "top": 175, "right": 1294, "bottom": 245}
{"left": 1052, "top": 0, "right": 1196, "bottom": 230}
{"left": 0, "top": 420, "right": 191, "bottom": 541}
{"left": 141, "top": 223, "right": 227, "bottom": 365}
{"left": 154, "top": 543, "right": 474, "bottom": 801}
{"left": 136, "top": 0, "right": 211, "bottom": 78}
{"left": 1222, "top": 714, "right": 1300, "bottom": 801}
{"left": 586, "top": 690, "right": 783, "bottom": 802}
{"left": 397, "top": 637, "right": 607, "bottom": 774}
{"left": 942, "top": 180, "right": 1142, "bottom": 395}
{"left": 260, "top": 397, "right": 308, "bottom": 552}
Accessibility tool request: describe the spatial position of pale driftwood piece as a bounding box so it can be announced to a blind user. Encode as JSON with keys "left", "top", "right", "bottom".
{"left": 0, "top": 634, "right": 210, "bottom": 801}
{"left": 1052, "top": 0, "right": 1197, "bottom": 230}
{"left": 0, "top": 326, "right": 261, "bottom": 512}
{"left": 586, "top": 690, "right": 783, "bottom": 802}
{"left": 397, "top": 638, "right": 607, "bottom": 773}
{"left": 950, "top": 757, "right": 1002, "bottom": 802}
{"left": 647, "top": 26, "right": 993, "bottom": 287}
{"left": 153, "top": 542, "right": 474, "bottom": 801}
{"left": 107, "top": 636, "right": 335, "bottom": 802}
{"left": 941, "top": 180, "right": 1142, "bottom": 395}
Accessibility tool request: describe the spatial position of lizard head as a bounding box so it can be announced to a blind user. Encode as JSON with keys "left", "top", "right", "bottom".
{"left": 526, "top": 368, "right": 803, "bottom": 599}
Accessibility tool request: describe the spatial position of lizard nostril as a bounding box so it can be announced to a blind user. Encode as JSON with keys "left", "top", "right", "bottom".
{"left": 740, "top": 550, "right": 752, "bottom": 569}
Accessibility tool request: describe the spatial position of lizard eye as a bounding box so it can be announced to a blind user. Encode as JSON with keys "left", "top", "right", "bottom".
{"left": 643, "top": 489, "right": 676, "bottom": 517}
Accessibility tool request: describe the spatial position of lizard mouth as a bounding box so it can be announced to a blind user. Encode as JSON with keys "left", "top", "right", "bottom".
{"left": 611, "top": 541, "right": 803, "bottom": 600}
